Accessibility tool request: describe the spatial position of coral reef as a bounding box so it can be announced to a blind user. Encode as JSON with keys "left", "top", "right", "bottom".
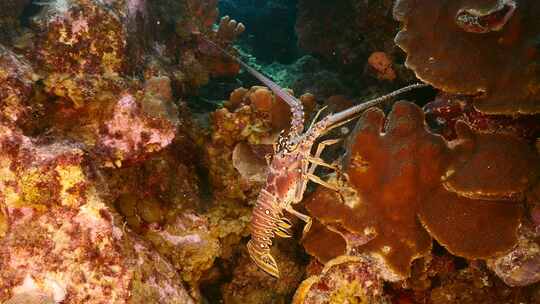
{"left": 442, "top": 122, "right": 538, "bottom": 201}
{"left": 206, "top": 86, "right": 314, "bottom": 201}
{"left": 145, "top": 211, "right": 221, "bottom": 287}
{"left": 0, "top": 125, "right": 195, "bottom": 303}
{"left": 0, "top": 0, "right": 31, "bottom": 44}
{"left": 394, "top": 0, "right": 540, "bottom": 114}
{"left": 390, "top": 256, "right": 538, "bottom": 304}
{"left": 424, "top": 93, "right": 540, "bottom": 141}
{"left": 304, "top": 102, "right": 443, "bottom": 281}
{"left": 486, "top": 224, "right": 540, "bottom": 287}
{"left": 32, "top": 0, "right": 127, "bottom": 76}
{"left": 303, "top": 101, "right": 536, "bottom": 282}
{"left": 0, "top": 0, "right": 253, "bottom": 302}
{"left": 293, "top": 255, "right": 389, "bottom": 304}
{"left": 0, "top": 45, "right": 36, "bottom": 126}
{"left": 222, "top": 239, "right": 304, "bottom": 304}
{"left": 0, "top": 0, "right": 539, "bottom": 302}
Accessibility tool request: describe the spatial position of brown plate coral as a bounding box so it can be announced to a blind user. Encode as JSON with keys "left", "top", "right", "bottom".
{"left": 304, "top": 101, "right": 533, "bottom": 282}
{"left": 394, "top": 0, "right": 540, "bottom": 114}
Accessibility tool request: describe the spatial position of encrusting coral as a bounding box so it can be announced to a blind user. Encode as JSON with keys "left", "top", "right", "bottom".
{"left": 442, "top": 121, "right": 539, "bottom": 201}
{"left": 486, "top": 224, "right": 540, "bottom": 287}
{"left": 303, "top": 101, "right": 535, "bottom": 282}
{"left": 423, "top": 93, "right": 540, "bottom": 141}
{"left": 0, "top": 0, "right": 260, "bottom": 301}
{"left": 293, "top": 255, "right": 390, "bottom": 304}
{"left": 394, "top": 0, "right": 540, "bottom": 114}
{"left": 0, "top": 125, "right": 196, "bottom": 303}
{"left": 304, "top": 101, "right": 443, "bottom": 281}
{"left": 0, "top": 45, "right": 36, "bottom": 126}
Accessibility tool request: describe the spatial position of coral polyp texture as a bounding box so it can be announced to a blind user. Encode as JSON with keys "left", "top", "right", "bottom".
{"left": 303, "top": 101, "right": 536, "bottom": 283}
{"left": 394, "top": 0, "right": 540, "bottom": 114}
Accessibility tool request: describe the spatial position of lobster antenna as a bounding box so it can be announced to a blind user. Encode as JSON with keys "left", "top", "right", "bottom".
{"left": 198, "top": 35, "right": 428, "bottom": 129}
{"left": 199, "top": 35, "right": 305, "bottom": 134}
{"left": 326, "top": 82, "right": 429, "bottom": 126}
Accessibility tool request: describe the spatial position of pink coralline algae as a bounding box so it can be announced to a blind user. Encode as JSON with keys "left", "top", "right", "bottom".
{"left": 487, "top": 225, "right": 540, "bottom": 287}
{"left": 0, "top": 125, "right": 195, "bottom": 303}
{"left": 32, "top": 0, "right": 127, "bottom": 76}
{"left": 96, "top": 93, "right": 177, "bottom": 167}
{"left": 0, "top": 45, "right": 36, "bottom": 126}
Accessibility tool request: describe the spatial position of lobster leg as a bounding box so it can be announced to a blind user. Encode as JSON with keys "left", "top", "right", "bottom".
{"left": 287, "top": 140, "right": 344, "bottom": 238}
{"left": 293, "top": 138, "right": 342, "bottom": 203}
{"left": 285, "top": 205, "right": 312, "bottom": 239}
{"left": 305, "top": 138, "right": 345, "bottom": 191}
{"left": 306, "top": 173, "right": 340, "bottom": 192}
{"left": 307, "top": 156, "right": 340, "bottom": 171}
{"left": 274, "top": 218, "right": 293, "bottom": 238}
{"left": 247, "top": 240, "right": 280, "bottom": 278}
{"left": 308, "top": 138, "right": 342, "bottom": 173}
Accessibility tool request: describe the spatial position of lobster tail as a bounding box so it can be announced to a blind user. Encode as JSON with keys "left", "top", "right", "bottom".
{"left": 247, "top": 189, "right": 291, "bottom": 277}
{"left": 247, "top": 240, "right": 280, "bottom": 278}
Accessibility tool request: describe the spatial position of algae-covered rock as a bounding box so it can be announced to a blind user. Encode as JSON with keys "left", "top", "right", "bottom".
{"left": 0, "top": 125, "right": 195, "bottom": 303}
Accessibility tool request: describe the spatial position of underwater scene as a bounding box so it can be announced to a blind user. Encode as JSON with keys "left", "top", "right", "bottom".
{"left": 0, "top": 0, "right": 539, "bottom": 303}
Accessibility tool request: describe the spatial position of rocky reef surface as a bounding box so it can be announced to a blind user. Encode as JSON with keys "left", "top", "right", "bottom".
{"left": 0, "top": 0, "right": 539, "bottom": 303}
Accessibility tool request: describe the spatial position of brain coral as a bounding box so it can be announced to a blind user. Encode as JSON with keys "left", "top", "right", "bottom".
{"left": 394, "top": 0, "right": 540, "bottom": 114}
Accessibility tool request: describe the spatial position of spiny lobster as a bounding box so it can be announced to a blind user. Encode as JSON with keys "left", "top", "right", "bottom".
{"left": 201, "top": 36, "right": 427, "bottom": 277}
